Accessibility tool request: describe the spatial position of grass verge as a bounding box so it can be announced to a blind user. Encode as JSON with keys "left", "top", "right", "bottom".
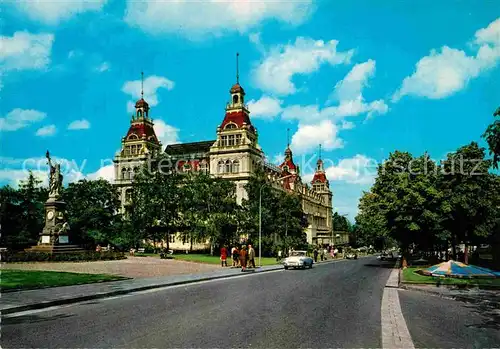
{"left": 1, "top": 270, "right": 127, "bottom": 292}
{"left": 402, "top": 267, "right": 500, "bottom": 288}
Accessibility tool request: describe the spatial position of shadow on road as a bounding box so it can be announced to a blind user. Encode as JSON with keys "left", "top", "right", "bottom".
{"left": 459, "top": 293, "right": 500, "bottom": 331}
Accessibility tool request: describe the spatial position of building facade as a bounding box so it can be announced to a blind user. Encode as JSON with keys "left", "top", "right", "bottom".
{"left": 114, "top": 72, "right": 334, "bottom": 250}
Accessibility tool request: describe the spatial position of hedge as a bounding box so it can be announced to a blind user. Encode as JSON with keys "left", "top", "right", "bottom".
{"left": 1, "top": 251, "right": 127, "bottom": 263}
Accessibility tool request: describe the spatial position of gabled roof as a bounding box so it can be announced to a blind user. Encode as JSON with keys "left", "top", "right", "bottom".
{"left": 164, "top": 140, "right": 215, "bottom": 155}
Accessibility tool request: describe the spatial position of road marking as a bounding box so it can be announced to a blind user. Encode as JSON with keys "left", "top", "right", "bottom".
{"left": 381, "top": 268, "right": 415, "bottom": 349}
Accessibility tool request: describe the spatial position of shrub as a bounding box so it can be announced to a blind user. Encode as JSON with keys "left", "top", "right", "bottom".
{"left": 2, "top": 251, "right": 126, "bottom": 263}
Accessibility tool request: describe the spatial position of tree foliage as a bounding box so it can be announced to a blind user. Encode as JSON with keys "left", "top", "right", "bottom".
{"left": 483, "top": 106, "right": 500, "bottom": 169}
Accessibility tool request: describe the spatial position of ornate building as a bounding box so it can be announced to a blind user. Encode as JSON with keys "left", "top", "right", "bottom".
{"left": 114, "top": 64, "right": 334, "bottom": 249}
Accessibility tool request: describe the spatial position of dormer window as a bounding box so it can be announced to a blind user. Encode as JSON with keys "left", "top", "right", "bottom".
{"left": 128, "top": 134, "right": 138, "bottom": 140}
{"left": 225, "top": 123, "right": 237, "bottom": 130}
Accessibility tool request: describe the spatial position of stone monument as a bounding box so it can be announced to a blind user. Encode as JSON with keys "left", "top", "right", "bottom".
{"left": 26, "top": 151, "right": 84, "bottom": 253}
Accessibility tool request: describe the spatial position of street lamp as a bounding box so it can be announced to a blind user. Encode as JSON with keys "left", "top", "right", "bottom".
{"left": 258, "top": 174, "right": 294, "bottom": 267}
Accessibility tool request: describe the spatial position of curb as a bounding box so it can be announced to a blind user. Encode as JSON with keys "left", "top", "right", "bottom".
{"left": 2, "top": 257, "right": 349, "bottom": 315}
{"left": 1, "top": 266, "right": 283, "bottom": 315}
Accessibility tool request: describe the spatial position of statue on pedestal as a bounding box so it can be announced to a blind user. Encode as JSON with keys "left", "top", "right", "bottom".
{"left": 39, "top": 151, "right": 70, "bottom": 244}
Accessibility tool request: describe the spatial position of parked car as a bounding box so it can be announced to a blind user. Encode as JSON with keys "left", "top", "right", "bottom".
{"left": 283, "top": 250, "right": 314, "bottom": 270}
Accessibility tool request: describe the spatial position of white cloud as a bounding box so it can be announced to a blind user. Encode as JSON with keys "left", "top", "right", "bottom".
{"left": 153, "top": 119, "right": 180, "bottom": 146}
{"left": 272, "top": 153, "right": 285, "bottom": 165}
{"left": 35, "top": 124, "right": 57, "bottom": 137}
{"left": 302, "top": 154, "right": 377, "bottom": 185}
{"left": 67, "top": 119, "right": 90, "bottom": 130}
{"left": 122, "top": 75, "right": 175, "bottom": 113}
{"left": 13, "top": 0, "right": 108, "bottom": 25}
{"left": 0, "top": 31, "right": 54, "bottom": 71}
{"left": 124, "top": 0, "right": 314, "bottom": 38}
{"left": 87, "top": 164, "right": 115, "bottom": 182}
{"left": 96, "top": 61, "right": 110, "bottom": 72}
{"left": 0, "top": 108, "right": 47, "bottom": 131}
{"left": 0, "top": 169, "right": 47, "bottom": 188}
{"left": 247, "top": 96, "right": 283, "bottom": 119}
{"left": 291, "top": 120, "right": 344, "bottom": 155}
{"left": 253, "top": 37, "right": 354, "bottom": 95}
{"left": 329, "top": 59, "right": 376, "bottom": 102}
{"left": 393, "top": 18, "right": 500, "bottom": 101}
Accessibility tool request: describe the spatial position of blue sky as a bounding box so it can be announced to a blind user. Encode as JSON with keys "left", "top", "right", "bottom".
{"left": 1, "top": 1, "right": 499, "bottom": 220}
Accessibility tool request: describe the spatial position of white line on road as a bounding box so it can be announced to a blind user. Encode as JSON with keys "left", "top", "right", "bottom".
{"left": 381, "top": 268, "right": 415, "bottom": 349}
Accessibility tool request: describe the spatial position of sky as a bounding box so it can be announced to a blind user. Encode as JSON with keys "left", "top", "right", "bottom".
{"left": 1, "top": 0, "right": 499, "bottom": 221}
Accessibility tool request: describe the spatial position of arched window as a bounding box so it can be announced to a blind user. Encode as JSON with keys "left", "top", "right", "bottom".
{"left": 225, "top": 160, "right": 232, "bottom": 173}
{"left": 233, "top": 95, "right": 239, "bottom": 104}
{"left": 232, "top": 160, "right": 239, "bottom": 173}
{"left": 127, "top": 168, "right": 132, "bottom": 180}
{"left": 225, "top": 123, "right": 237, "bottom": 130}
{"left": 121, "top": 168, "right": 127, "bottom": 179}
{"left": 128, "top": 134, "right": 138, "bottom": 140}
{"left": 218, "top": 161, "right": 224, "bottom": 173}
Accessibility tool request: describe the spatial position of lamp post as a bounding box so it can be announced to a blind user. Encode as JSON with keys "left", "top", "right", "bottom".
{"left": 258, "top": 174, "right": 294, "bottom": 268}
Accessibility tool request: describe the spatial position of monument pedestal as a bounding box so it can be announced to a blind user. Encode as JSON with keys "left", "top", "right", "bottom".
{"left": 26, "top": 197, "right": 85, "bottom": 254}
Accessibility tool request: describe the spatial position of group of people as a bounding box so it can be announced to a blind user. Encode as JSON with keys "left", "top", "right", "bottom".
{"left": 220, "top": 245, "right": 256, "bottom": 271}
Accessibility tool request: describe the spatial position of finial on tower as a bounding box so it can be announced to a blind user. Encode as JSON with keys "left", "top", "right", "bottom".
{"left": 236, "top": 52, "right": 240, "bottom": 84}
{"left": 287, "top": 128, "right": 290, "bottom": 148}
{"left": 319, "top": 144, "right": 322, "bottom": 160}
{"left": 141, "top": 71, "right": 144, "bottom": 99}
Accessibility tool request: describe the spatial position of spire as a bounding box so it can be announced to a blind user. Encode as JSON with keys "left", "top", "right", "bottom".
{"left": 319, "top": 144, "right": 322, "bottom": 160}
{"left": 236, "top": 52, "right": 239, "bottom": 84}
{"left": 287, "top": 128, "right": 290, "bottom": 148}
{"left": 141, "top": 71, "right": 144, "bottom": 99}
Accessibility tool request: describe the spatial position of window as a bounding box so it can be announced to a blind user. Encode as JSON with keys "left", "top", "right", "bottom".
{"left": 225, "top": 123, "right": 237, "bottom": 130}
{"left": 233, "top": 95, "right": 239, "bottom": 104}
{"left": 169, "top": 235, "right": 175, "bottom": 243}
{"left": 125, "top": 189, "right": 132, "bottom": 202}
{"left": 221, "top": 136, "right": 228, "bottom": 147}
{"left": 127, "top": 168, "right": 132, "bottom": 180}
{"left": 225, "top": 160, "right": 232, "bottom": 173}
{"left": 218, "top": 161, "right": 224, "bottom": 173}
{"left": 128, "top": 134, "right": 138, "bottom": 140}
{"left": 236, "top": 134, "right": 242, "bottom": 145}
{"left": 200, "top": 161, "right": 208, "bottom": 173}
{"left": 121, "top": 168, "right": 127, "bottom": 179}
{"left": 228, "top": 135, "right": 235, "bottom": 146}
{"left": 124, "top": 146, "right": 131, "bottom": 156}
{"left": 232, "top": 160, "right": 239, "bottom": 173}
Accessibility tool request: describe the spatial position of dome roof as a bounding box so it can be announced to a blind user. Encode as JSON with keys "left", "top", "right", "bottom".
{"left": 230, "top": 83, "right": 244, "bottom": 94}
{"left": 135, "top": 98, "right": 149, "bottom": 108}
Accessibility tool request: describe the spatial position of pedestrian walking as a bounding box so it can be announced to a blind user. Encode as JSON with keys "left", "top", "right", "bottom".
{"left": 220, "top": 245, "right": 228, "bottom": 267}
{"left": 313, "top": 248, "right": 318, "bottom": 263}
{"left": 239, "top": 245, "right": 247, "bottom": 271}
{"left": 248, "top": 244, "right": 256, "bottom": 268}
{"left": 277, "top": 249, "right": 282, "bottom": 262}
{"left": 232, "top": 246, "right": 239, "bottom": 267}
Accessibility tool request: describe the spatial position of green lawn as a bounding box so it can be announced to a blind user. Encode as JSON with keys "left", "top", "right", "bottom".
{"left": 1, "top": 270, "right": 127, "bottom": 291}
{"left": 173, "top": 254, "right": 280, "bottom": 266}
{"left": 402, "top": 267, "right": 500, "bottom": 288}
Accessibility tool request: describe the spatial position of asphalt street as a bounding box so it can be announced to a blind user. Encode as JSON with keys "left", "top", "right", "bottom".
{"left": 399, "top": 288, "right": 500, "bottom": 349}
{"left": 2, "top": 257, "right": 391, "bottom": 349}
{"left": 5, "top": 257, "right": 497, "bottom": 349}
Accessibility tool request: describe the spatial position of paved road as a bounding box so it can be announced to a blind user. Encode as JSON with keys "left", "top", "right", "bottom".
{"left": 2, "top": 257, "right": 391, "bottom": 348}
{"left": 399, "top": 289, "right": 500, "bottom": 349}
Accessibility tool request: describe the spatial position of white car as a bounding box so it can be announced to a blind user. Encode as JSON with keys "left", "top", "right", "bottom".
{"left": 283, "top": 250, "right": 314, "bottom": 270}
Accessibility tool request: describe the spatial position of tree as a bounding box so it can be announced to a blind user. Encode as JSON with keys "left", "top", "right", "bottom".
{"left": 0, "top": 172, "right": 46, "bottom": 250}
{"left": 62, "top": 179, "right": 121, "bottom": 248}
{"left": 438, "top": 142, "right": 497, "bottom": 261}
{"left": 333, "top": 212, "right": 350, "bottom": 232}
{"left": 131, "top": 160, "right": 183, "bottom": 251}
{"left": 483, "top": 106, "right": 500, "bottom": 169}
